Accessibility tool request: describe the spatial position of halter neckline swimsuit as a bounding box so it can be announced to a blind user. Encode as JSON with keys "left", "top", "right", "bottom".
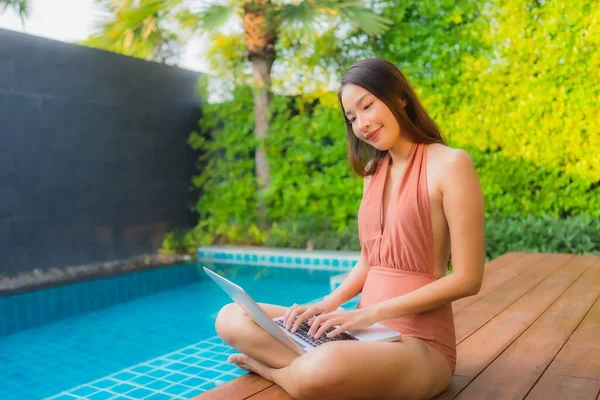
{"left": 357, "top": 142, "right": 456, "bottom": 373}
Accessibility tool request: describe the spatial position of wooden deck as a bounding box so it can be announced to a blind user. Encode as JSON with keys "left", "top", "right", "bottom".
{"left": 194, "top": 252, "right": 600, "bottom": 399}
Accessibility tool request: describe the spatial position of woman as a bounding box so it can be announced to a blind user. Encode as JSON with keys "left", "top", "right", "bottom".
{"left": 215, "top": 58, "right": 485, "bottom": 399}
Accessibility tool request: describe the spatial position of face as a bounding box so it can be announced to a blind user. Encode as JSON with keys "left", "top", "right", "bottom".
{"left": 340, "top": 84, "right": 402, "bottom": 150}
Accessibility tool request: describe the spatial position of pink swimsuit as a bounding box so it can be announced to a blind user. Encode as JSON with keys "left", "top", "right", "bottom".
{"left": 357, "top": 142, "right": 456, "bottom": 373}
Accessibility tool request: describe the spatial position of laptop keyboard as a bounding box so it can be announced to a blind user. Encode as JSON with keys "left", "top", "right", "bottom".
{"left": 275, "top": 319, "right": 358, "bottom": 347}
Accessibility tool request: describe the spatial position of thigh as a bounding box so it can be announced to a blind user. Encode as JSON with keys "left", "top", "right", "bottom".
{"left": 294, "top": 337, "right": 452, "bottom": 400}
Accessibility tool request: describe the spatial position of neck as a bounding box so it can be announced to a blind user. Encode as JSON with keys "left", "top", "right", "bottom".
{"left": 387, "top": 137, "right": 414, "bottom": 166}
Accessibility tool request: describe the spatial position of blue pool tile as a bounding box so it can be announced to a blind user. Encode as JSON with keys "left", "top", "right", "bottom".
{"left": 88, "top": 391, "right": 113, "bottom": 400}
{"left": 181, "top": 348, "right": 198, "bottom": 355}
{"left": 183, "top": 388, "right": 204, "bottom": 397}
{"left": 304, "top": 258, "right": 310, "bottom": 265}
{"left": 211, "top": 353, "right": 230, "bottom": 362}
{"left": 180, "top": 377, "right": 208, "bottom": 387}
{"left": 314, "top": 259, "right": 320, "bottom": 266}
{"left": 200, "top": 381, "right": 218, "bottom": 391}
{"left": 131, "top": 365, "right": 153, "bottom": 373}
{"left": 166, "top": 353, "right": 186, "bottom": 361}
{"left": 131, "top": 375, "right": 154, "bottom": 385}
{"left": 50, "top": 395, "right": 78, "bottom": 400}
{"left": 181, "top": 356, "right": 202, "bottom": 364}
{"left": 285, "top": 257, "right": 292, "bottom": 263}
{"left": 269, "top": 256, "right": 275, "bottom": 263}
{"left": 181, "top": 366, "right": 205, "bottom": 375}
{"left": 163, "top": 373, "right": 188, "bottom": 383}
{"left": 214, "top": 363, "right": 238, "bottom": 373}
{"left": 70, "top": 386, "right": 98, "bottom": 396}
{"left": 200, "top": 370, "right": 222, "bottom": 379}
{"left": 198, "top": 359, "right": 218, "bottom": 368}
{"left": 295, "top": 257, "right": 301, "bottom": 264}
{"left": 244, "top": 254, "right": 250, "bottom": 261}
{"left": 332, "top": 260, "right": 340, "bottom": 267}
{"left": 147, "top": 369, "right": 170, "bottom": 378}
{"left": 163, "top": 384, "right": 190, "bottom": 395}
{"left": 164, "top": 362, "right": 187, "bottom": 371}
{"left": 148, "top": 359, "right": 170, "bottom": 367}
{"left": 91, "top": 378, "right": 119, "bottom": 389}
{"left": 259, "top": 255, "right": 266, "bottom": 262}
{"left": 111, "top": 383, "right": 136, "bottom": 394}
{"left": 145, "top": 393, "right": 172, "bottom": 400}
{"left": 146, "top": 379, "right": 171, "bottom": 390}
{"left": 113, "top": 372, "right": 137, "bottom": 381}
{"left": 323, "top": 259, "right": 330, "bottom": 266}
{"left": 342, "top": 260, "right": 349, "bottom": 267}
{"left": 251, "top": 255, "right": 258, "bottom": 262}
{"left": 126, "top": 388, "right": 154, "bottom": 399}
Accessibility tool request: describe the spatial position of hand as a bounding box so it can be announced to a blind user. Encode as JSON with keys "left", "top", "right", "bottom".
{"left": 283, "top": 297, "right": 339, "bottom": 332}
{"left": 307, "top": 307, "right": 378, "bottom": 339}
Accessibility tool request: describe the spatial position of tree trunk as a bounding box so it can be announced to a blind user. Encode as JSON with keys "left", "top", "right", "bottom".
{"left": 243, "top": 0, "right": 276, "bottom": 225}
{"left": 251, "top": 55, "right": 274, "bottom": 223}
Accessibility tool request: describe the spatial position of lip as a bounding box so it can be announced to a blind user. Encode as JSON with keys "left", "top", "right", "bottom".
{"left": 365, "top": 127, "right": 382, "bottom": 141}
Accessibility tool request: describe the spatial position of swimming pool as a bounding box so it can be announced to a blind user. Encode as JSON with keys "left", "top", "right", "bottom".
{"left": 0, "top": 262, "right": 342, "bottom": 399}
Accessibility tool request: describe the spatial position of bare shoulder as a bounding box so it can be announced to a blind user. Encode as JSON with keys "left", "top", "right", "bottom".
{"left": 427, "top": 144, "right": 478, "bottom": 191}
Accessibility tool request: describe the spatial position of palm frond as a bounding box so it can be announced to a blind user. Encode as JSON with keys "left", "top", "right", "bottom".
{"left": 276, "top": 0, "right": 392, "bottom": 36}
{"left": 1, "top": 0, "right": 31, "bottom": 22}
{"left": 340, "top": 6, "right": 393, "bottom": 36}
{"left": 176, "top": 4, "right": 234, "bottom": 33}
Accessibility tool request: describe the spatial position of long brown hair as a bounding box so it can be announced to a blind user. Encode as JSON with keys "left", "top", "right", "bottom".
{"left": 337, "top": 58, "right": 447, "bottom": 176}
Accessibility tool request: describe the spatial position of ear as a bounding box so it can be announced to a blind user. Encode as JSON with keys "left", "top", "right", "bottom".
{"left": 400, "top": 99, "right": 407, "bottom": 108}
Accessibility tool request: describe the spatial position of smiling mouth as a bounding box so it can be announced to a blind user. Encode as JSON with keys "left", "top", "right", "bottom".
{"left": 365, "top": 127, "right": 381, "bottom": 140}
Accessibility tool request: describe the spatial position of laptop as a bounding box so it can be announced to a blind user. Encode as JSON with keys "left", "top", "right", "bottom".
{"left": 203, "top": 267, "right": 402, "bottom": 354}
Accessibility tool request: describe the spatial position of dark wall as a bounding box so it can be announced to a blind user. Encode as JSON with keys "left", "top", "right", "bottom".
{"left": 0, "top": 29, "right": 201, "bottom": 276}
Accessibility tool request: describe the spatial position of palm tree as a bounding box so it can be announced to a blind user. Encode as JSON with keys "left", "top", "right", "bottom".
{"left": 0, "top": 0, "right": 31, "bottom": 22}
{"left": 88, "top": 0, "right": 392, "bottom": 220}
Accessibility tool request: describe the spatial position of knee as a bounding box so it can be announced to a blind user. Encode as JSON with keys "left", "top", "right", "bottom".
{"left": 215, "top": 303, "right": 244, "bottom": 345}
{"left": 293, "top": 344, "right": 347, "bottom": 400}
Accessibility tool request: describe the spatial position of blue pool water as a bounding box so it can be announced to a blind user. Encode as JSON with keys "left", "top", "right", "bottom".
{"left": 0, "top": 262, "right": 341, "bottom": 399}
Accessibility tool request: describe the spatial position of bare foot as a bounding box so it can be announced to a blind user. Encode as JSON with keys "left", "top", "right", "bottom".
{"left": 228, "top": 354, "right": 274, "bottom": 381}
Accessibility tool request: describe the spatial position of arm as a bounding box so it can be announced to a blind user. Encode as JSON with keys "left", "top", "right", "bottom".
{"left": 325, "top": 253, "right": 369, "bottom": 307}
{"left": 370, "top": 150, "right": 485, "bottom": 321}
{"left": 310, "top": 150, "right": 485, "bottom": 338}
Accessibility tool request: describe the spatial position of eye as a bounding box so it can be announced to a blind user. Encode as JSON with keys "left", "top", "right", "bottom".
{"left": 364, "top": 102, "right": 373, "bottom": 110}
{"left": 348, "top": 117, "right": 356, "bottom": 123}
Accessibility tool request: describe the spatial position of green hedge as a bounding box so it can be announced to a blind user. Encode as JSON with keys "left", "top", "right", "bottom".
{"left": 172, "top": 0, "right": 599, "bottom": 257}
{"left": 373, "top": 0, "right": 599, "bottom": 217}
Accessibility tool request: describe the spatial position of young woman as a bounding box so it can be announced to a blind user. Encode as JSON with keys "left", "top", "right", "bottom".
{"left": 215, "top": 58, "right": 485, "bottom": 400}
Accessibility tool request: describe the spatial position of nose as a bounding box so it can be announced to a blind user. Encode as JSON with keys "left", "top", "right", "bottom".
{"left": 358, "top": 116, "right": 370, "bottom": 133}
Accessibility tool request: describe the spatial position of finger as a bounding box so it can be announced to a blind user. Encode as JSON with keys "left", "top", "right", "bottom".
{"left": 287, "top": 307, "right": 307, "bottom": 329}
{"left": 309, "top": 312, "right": 337, "bottom": 337}
{"left": 292, "top": 309, "right": 316, "bottom": 332}
{"left": 284, "top": 305, "right": 303, "bottom": 328}
{"left": 283, "top": 303, "right": 297, "bottom": 324}
{"left": 307, "top": 314, "right": 327, "bottom": 336}
{"left": 315, "top": 318, "right": 340, "bottom": 339}
{"left": 326, "top": 324, "right": 349, "bottom": 338}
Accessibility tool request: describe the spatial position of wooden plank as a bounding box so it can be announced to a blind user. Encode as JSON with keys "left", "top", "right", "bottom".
{"left": 455, "top": 254, "right": 594, "bottom": 379}
{"left": 456, "top": 261, "right": 600, "bottom": 399}
{"left": 453, "top": 252, "right": 552, "bottom": 314}
{"left": 454, "top": 253, "right": 573, "bottom": 343}
{"left": 246, "top": 385, "right": 294, "bottom": 399}
{"left": 541, "top": 280, "right": 600, "bottom": 380}
{"left": 525, "top": 374, "right": 600, "bottom": 400}
{"left": 192, "top": 374, "right": 274, "bottom": 400}
{"left": 432, "top": 376, "right": 471, "bottom": 400}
